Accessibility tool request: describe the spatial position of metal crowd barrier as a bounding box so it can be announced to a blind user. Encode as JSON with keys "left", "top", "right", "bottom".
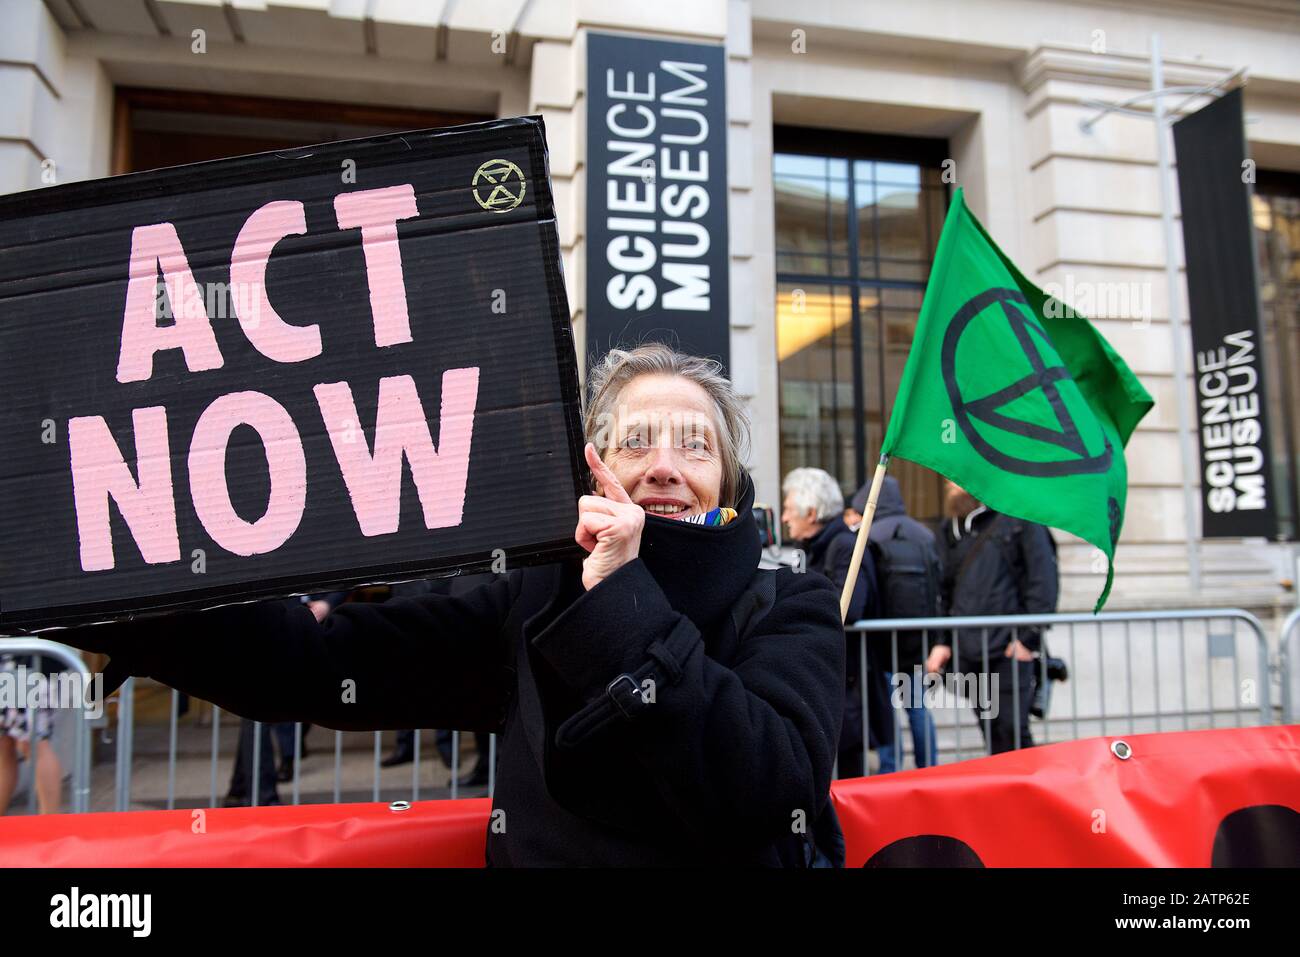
{"left": 1281, "top": 607, "right": 1300, "bottom": 725}
{"left": 3, "top": 605, "right": 1290, "bottom": 814}
{"left": 108, "top": 681, "right": 498, "bottom": 812}
{"left": 844, "top": 608, "right": 1275, "bottom": 775}
{"left": 0, "top": 638, "right": 95, "bottom": 814}
{"left": 2, "top": 634, "right": 494, "bottom": 815}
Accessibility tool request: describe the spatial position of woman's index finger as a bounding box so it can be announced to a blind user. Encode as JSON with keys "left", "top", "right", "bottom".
{"left": 584, "top": 442, "right": 633, "bottom": 503}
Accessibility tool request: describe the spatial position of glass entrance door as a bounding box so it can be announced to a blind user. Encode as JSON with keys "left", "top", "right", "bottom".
{"left": 775, "top": 129, "right": 948, "bottom": 521}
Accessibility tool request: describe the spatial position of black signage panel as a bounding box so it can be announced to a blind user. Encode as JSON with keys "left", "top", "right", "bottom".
{"left": 585, "top": 32, "right": 730, "bottom": 372}
{"left": 0, "top": 116, "right": 584, "bottom": 628}
{"left": 1173, "top": 88, "right": 1278, "bottom": 539}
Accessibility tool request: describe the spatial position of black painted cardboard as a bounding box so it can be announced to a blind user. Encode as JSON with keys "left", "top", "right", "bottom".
{"left": 0, "top": 115, "right": 584, "bottom": 629}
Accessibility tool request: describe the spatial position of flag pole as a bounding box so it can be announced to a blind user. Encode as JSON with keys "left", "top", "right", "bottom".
{"left": 840, "top": 453, "right": 891, "bottom": 623}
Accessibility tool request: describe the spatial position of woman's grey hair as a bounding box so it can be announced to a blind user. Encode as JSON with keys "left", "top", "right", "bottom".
{"left": 781, "top": 467, "right": 844, "bottom": 524}
{"left": 584, "top": 343, "right": 751, "bottom": 507}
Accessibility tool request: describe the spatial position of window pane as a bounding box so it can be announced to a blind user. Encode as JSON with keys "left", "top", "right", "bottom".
{"left": 876, "top": 182, "right": 923, "bottom": 263}
{"left": 853, "top": 179, "right": 877, "bottom": 207}
{"left": 881, "top": 286, "right": 922, "bottom": 310}
{"left": 855, "top": 180, "right": 878, "bottom": 279}
{"left": 777, "top": 283, "right": 859, "bottom": 502}
{"left": 776, "top": 252, "right": 831, "bottom": 275}
{"left": 1255, "top": 180, "right": 1300, "bottom": 539}
{"left": 827, "top": 179, "right": 851, "bottom": 269}
{"left": 774, "top": 153, "right": 828, "bottom": 178}
{"left": 879, "top": 260, "right": 926, "bottom": 282}
{"left": 880, "top": 297, "right": 945, "bottom": 522}
{"left": 857, "top": 287, "right": 884, "bottom": 487}
{"left": 775, "top": 142, "right": 949, "bottom": 513}
{"left": 925, "top": 185, "right": 947, "bottom": 255}
{"left": 775, "top": 174, "right": 831, "bottom": 275}
{"left": 883, "top": 308, "right": 918, "bottom": 360}
{"left": 875, "top": 162, "right": 922, "bottom": 187}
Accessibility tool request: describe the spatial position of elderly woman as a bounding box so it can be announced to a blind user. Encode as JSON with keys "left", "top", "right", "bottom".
{"left": 69, "top": 344, "right": 845, "bottom": 866}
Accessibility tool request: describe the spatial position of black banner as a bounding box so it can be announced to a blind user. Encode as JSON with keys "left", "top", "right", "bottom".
{"left": 1173, "top": 88, "right": 1278, "bottom": 539}
{"left": 585, "top": 32, "right": 730, "bottom": 372}
{"left": 0, "top": 116, "right": 584, "bottom": 629}
{"left": 0, "top": 867, "right": 1287, "bottom": 941}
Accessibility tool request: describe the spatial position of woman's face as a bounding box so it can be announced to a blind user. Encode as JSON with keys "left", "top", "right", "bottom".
{"left": 599, "top": 374, "right": 723, "bottom": 520}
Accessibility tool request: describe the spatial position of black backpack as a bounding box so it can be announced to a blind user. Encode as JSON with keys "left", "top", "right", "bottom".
{"left": 869, "top": 523, "right": 942, "bottom": 621}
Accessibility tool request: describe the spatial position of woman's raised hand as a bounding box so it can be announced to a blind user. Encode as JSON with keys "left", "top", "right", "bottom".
{"left": 576, "top": 442, "right": 645, "bottom": 591}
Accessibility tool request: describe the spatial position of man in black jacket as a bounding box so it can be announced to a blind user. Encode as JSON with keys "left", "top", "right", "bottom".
{"left": 925, "top": 481, "right": 1059, "bottom": 755}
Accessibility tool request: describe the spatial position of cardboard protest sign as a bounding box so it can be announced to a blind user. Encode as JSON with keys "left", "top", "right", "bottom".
{"left": 0, "top": 115, "right": 584, "bottom": 630}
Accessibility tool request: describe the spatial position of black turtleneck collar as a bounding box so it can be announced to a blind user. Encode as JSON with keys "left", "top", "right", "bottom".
{"left": 635, "top": 471, "right": 761, "bottom": 632}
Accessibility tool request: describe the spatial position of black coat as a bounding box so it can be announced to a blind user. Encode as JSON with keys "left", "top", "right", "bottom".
{"left": 801, "top": 515, "right": 879, "bottom": 687}
{"left": 935, "top": 506, "right": 1060, "bottom": 665}
{"left": 803, "top": 516, "right": 879, "bottom": 628}
{"left": 69, "top": 474, "right": 845, "bottom": 867}
{"left": 800, "top": 516, "right": 894, "bottom": 760}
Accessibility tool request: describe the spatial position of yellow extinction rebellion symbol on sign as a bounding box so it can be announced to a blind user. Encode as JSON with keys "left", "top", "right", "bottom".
{"left": 472, "top": 159, "right": 526, "bottom": 213}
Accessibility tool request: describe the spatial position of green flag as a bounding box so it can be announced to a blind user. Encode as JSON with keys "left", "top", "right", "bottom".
{"left": 881, "top": 188, "right": 1153, "bottom": 611}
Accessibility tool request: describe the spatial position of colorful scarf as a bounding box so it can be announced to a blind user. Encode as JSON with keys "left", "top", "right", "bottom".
{"left": 681, "top": 506, "right": 738, "bottom": 527}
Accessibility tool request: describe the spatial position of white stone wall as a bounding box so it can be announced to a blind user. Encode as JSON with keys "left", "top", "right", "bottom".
{"left": 1, "top": 0, "right": 69, "bottom": 193}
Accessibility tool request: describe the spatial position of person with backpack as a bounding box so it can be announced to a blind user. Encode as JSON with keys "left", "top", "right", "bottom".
{"left": 849, "top": 476, "right": 942, "bottom": 769}
{"left": 781, "top": 467, "right": 889, "bottom": 779}
{"left": 924, "top": 481, "right": 1060, "bottom": 755}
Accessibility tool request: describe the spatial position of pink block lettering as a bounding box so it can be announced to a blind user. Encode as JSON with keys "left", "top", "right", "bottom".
{"left": 333, "top": 185, "right": 419, "bottom": 349}
{"left": 69, "top": 406, "right": 181, "bottom": 572}
{"left": 230, "top": 200, "right": 322, "bottom": 363}
{"left": 188, "top": 391, "right": 307, "bottom": 556}
{"left": 314, "top": 368, "right": 480, "bottom": 537}
{"left": 117, "top": 222, "right": 224, "bottom": 383}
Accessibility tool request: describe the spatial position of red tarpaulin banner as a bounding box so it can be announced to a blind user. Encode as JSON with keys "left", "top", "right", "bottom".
{"left": 1, "top": 727, "right": 1296, "bottom": 867}
{"left": 836, "top": 725, "right": 1300, "bottom": 867}
{"left": 0, "top": 795, "right": 492, "bottom": 868}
